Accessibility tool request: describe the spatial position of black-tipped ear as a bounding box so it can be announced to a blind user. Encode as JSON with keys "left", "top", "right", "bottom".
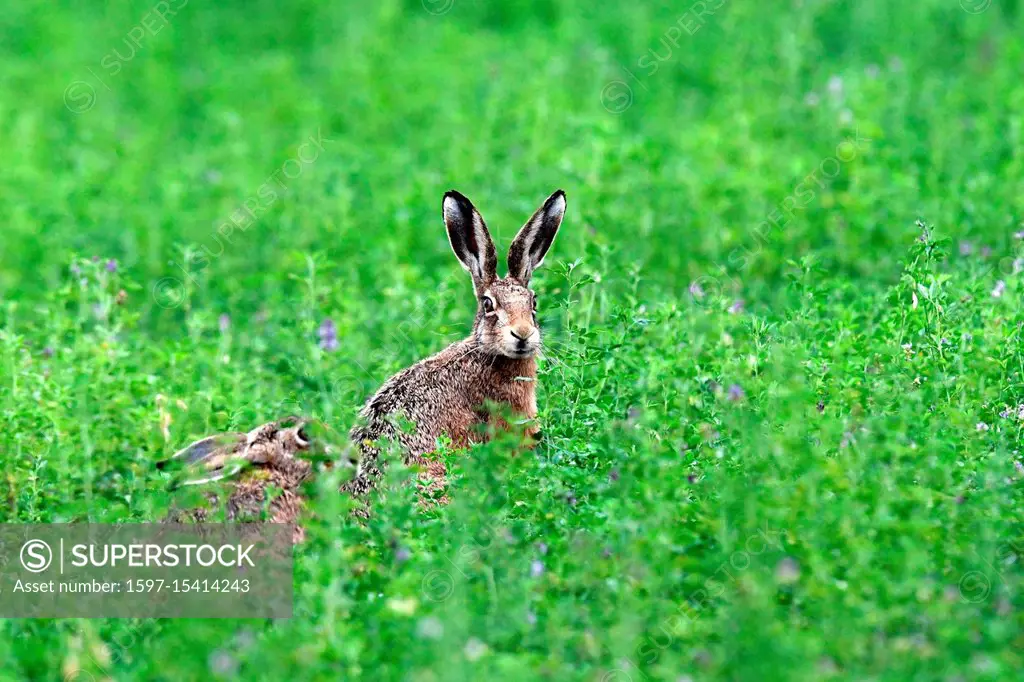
{"left": 507, "top": 190, "right": 566, "bottom": 284}
{"left": 443, "top": 190, "right": 498, "bottom": 294}
{"left": 159, "top": 433, "right": 246, "bottom": 468}
{"left": 158, "top": 432, "right": 249, "bottom": 487}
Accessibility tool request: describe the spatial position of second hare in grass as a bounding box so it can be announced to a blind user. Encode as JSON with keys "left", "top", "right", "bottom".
{"left": 348, "top": 189, "right": 567, "bottom": 497}
{"left": 162, "top": 417, "right": 316, "bottom": 542}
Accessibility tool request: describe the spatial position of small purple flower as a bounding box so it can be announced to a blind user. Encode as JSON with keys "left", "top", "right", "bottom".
{"left": 992, "top": 280, "right": 1006, "bottom": 298}
{"left": 608, "top": 468, "right": 620, "bottom": 482}
{"left": 566, "top": 492, "right": 577, "bottom": 507}
{"left": 1015, "top": 461, "right": 1024, "bottom": 476}
{"left": 525, "top": 611, "right": 537, "bottom": 626}
{"left": 1014, "top": 230, "right": 1024, "bottom": 240}
{"left": 827, "top": 75, "right": 844, "bottom": 98}
{"left": 233, "top": 630, "right": 256, "bottom": 650}
{"left": 395, "top": 546, "right": 411, "bottom": 563}
{"left": 218, "top": 314, "right": 231, "bottom": 333}
{"left": 42, "top": 347, "right": 54, "bottom": 358}
{"left": 775, "top": 557, "right": 801, "bottom": 584}
{"left": 530, "top": 559, "right": 545, "bottom": 578}
{"left": 70, "top": 263, "right": 82, "bottom": 276}
{"left": 958, "top": 241, "right": 973, "bottom": 256}
{"left": 91, "top": 255, "right": 100, "bottom": 263}
{"left": 417, "top": 617, "right": 444, "bottom": 640}
{"left": 1000, "top": 409, "right": 1011, "bottom": 419}
{"left": 865, "top": 64, "right": 880, "bottom": 79}
{"left": 816, "top": 400, "right": 825, "bottom": 413}
{"left": 601, "top": 547, "right": 613, "bottom": 559}
{"left": 208, "top": 650, "right": 238, "bottom": 677}
{"left": 728, "top": 299, "right": 745, "bottom": 314}
{"left": 318, "top": 318, "right": 339, "bottom": 351}
{"left": 105, "top": 259, "right": 118, "bottom": 273}
{"left": 688, "top": 281, "right": 705, "bottom": 299}
{"left": 537, "top": 542, "right": 548, "bottom": 555}
{"left": 727, "top": 384, "right": 745, "bottom": 402}
{"left": 981, "top": 245, "right": 992, "bottom": 259}
{"left": 463, "top": 638, "right": 487, "bottom": 662}
{"left": 976, "top": 422, "right": 989, "bottom": 432}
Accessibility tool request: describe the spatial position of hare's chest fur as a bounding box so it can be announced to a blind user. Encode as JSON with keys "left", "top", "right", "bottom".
{"left": 482, "top": 357, "right": 538, "bottom": 419}
{"left": 436, "top": 348, "right": 539, "bottom": 446}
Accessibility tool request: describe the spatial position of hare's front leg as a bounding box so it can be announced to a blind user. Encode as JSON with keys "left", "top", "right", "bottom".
{"left": 494, "top": 396, "right": 540, "bottom": 448}
{"left": 520, "top": 387, "right": 540, "bottom": 447}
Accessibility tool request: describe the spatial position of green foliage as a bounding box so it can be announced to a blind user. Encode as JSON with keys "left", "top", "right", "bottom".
{"left": 1, "top": 0, "right": 1023, "bottom": 680}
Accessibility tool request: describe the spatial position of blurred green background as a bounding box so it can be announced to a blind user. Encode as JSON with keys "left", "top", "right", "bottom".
{"left": 1, "top": 0, "right": 1022, "bottom": 680}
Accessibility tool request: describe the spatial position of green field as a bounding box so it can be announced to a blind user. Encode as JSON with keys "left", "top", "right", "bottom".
{"left": 1, "top": 0, "right": 1023, "bottom": 679}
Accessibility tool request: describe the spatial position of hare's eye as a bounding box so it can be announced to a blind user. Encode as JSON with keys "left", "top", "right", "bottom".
{"left": 532, "top": 294, "right": 538, "bottom": 311}
{"left": 481, "top": 296, "right": 495, "bottom": 313}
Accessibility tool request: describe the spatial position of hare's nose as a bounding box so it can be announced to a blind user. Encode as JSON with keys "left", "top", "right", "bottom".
{"left": 510, "top": 327, "right": 532, "bottom": 341}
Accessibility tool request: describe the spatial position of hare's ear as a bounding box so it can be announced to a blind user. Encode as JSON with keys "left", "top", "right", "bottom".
{"left": 443, "top": 190, "right": 497, "bottom": 294}
{"left": 277, "top": 415, "right": 309, "bottom": 446}
{"left": 157, "top": 432, "right": 250, "bottom": 487}
{"left": 507, "top": 190, "right": 566, "bottom": 284}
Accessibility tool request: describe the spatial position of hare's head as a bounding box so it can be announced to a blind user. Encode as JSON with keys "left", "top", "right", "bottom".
{"left": 275, "top": 416, "right": 312, "bottom": 454}
{"left": 443, "top": 189, "right": 566, "bottom": 358}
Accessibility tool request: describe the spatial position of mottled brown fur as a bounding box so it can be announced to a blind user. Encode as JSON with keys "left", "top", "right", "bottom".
{"left": 164, "top": 418, "right": 314, "bottom": 543}
{"left": 346, "top": 190, "right": 565, "bottom": 501}
{"left": 164, "top": 191, "right": 567, "bottom": 533}
{"left": 226, "top": 456, "right": 312, "bottom": 544}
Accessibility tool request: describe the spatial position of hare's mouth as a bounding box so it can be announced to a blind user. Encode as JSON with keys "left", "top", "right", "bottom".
{"left": 504, "top": 343, "right": 538, "bottom": 359}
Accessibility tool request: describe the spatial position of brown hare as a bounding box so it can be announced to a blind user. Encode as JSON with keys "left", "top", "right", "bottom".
{"left": 160, "top": 417, "right": 318, "bottom": 543}
{"left": 348, "top": 189, "right": 567, "bottom": 499}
